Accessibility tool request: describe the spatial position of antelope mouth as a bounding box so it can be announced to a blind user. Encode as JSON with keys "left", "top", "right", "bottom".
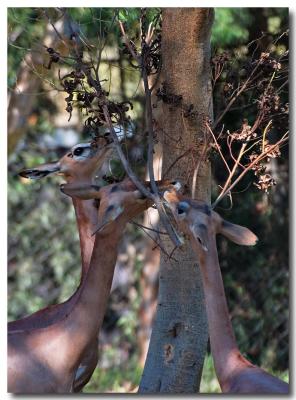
{"left": 19, "top": 167, "right": 60, "bottom": 180}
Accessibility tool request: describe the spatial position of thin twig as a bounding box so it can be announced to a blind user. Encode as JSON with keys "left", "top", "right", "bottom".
{"left": 162, "top": 148, "right": 192, "bottom": 179}
{"left": 79, "top": 57, "right": 154, "bottom": 200}
{"left": 142, "top": 67, "right": 158, "bottom": 194}
{"left": 118, "top": 18, "right": 182, "bottom": 247}
{"left": 43, "top": 9, "right": 68, "bottom": 47}
{"left": 212, "top": 142, "right": 247, "bottom": 207}
{"left": 102, "top": 94, "right": 182, "bottom": 247}
{"left": 119, "top": 21, "right": 139, "bottom": 61}
{"left": 142, "top": 58, "right": 183, "bottom": 246}
{"left": 213, "top": 61, "right": 262, "bottom": 129}
{"left": 262, "top": 120, "right": 273, "bottom": 153}
{"left": 131, "top": 220, "right": 169, "bottom": 235}
{"left": 191, "top": 132, "right": 209, "bottom": 199}
{"left": 102, "top": 103, "right": 154, "bottom": 199}
{"left": 276, "top": 79, "right": 288, "bottom": 94}
{"left": 135, "top": 222, "right": 177, "bottom": 262}
{"left": 212, "top": 134, "right": 289, "bottom": 208}
{"left": 206, "top": 122, "right": 231, "bottom": 174}
{"left": 226, "top": 135, "right": 245, "bottom": 170}
{"left": 149, "top": 60, "right": 162, "bottom": 92}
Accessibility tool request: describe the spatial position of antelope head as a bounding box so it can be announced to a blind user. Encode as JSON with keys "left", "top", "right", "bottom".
{"left": 164, "top": 188, "right": 258, "bottom": 255}
{"left": 19, "top": 136, "right": 112, "bottom": 184}
{"left": 61, "top": 179, "right": 180, "bottom": 235}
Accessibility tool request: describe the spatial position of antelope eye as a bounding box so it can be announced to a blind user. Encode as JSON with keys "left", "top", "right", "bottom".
{"left": 73, "top": 147, "right": 84, "bottom": 156}
{"left": 177, "top": 201, "right": 190, "bottom": 215}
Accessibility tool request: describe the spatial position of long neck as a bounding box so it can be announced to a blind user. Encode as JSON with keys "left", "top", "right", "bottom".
{"left": 72, "top": 198, "right": 98, "bottom": 280}
{"left": 62, "top": 220, "right": 125, "bottom": 364}
{"left": 8, "top": 194, "right": 98, "bottom": 331}
{"left": 191, "top": 236, "right": 242, "bottom": 384}
{"left": 60, "top": 200, "right": 148, "bottom": 368}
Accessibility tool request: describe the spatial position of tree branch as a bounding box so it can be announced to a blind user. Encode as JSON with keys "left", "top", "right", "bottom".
{"left": 118, "top": 18, "right": 183, "bottom": 247}
{"left": 212, "top": 133, "right": 289, "bottom": 208}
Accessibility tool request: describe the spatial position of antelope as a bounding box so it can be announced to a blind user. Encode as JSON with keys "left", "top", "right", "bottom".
{"left": 10, "top": 137, "right": 112, "bottom": 391}
{"left": 9, "top": 137, "right": 175, "bottom": 393}
{"left": 8, "top": 174, "right": 163, "bottom": 393}
{"left": 163, "top": 188, "right": 289, "bottom": 394}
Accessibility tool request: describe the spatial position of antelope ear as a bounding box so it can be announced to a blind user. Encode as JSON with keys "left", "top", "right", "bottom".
{"left": 19, "top": 162, "right": 60, "bottom": 180}
{"left": 220, "top": 220, "right": 258, "bottom": 246}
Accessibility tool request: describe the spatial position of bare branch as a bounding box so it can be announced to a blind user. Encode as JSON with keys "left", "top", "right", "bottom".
{"left": 119, "top": 21, "right": 139, "bottom": 62}
{"left": 213, "top": 61, "right": 261, "bottom": 129}
{"left": 212, "top": 142, "right": 247, "bottom": 208}
{"left": 163, "top": 148, "right": 192, "bottom": 179}
{"left": 42, "top": 9, "right": 67, "bottom": 47}
{"left": 134, "top": 221, "right": 178, "bottom": 262}
{"left": 212, "top": 133, "right": 289, "bottom": 208}
{"left": 130, "top": 220, "right": 168, "bottom": 235}
{"left": 118, "top": 17, "right": 183, "bottom": 247}
{"left": 206, "top": 122, "right": 231, "bottom": 174}
{"left": 191, "top": 132, "right": 209, "bottom": 199}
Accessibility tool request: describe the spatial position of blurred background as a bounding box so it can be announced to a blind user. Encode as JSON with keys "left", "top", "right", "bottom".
{"left": 8, "top": 8, "right": 289, "bottom": 392}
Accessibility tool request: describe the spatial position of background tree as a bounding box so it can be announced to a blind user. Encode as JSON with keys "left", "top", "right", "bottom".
{"left": 139, "top": 8, "right": 213, "bottom": 393}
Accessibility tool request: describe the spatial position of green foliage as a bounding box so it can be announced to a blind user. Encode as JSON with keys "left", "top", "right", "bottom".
{"left": 212, "top": 8, "right": 288, "bottom": 49}
{"left": 8, "top": 8, "right": 46, "bottom": 87}
{"left": 216, "top": 187, "right": 289, "bottom": 371}
{"left": 117, "top": 8, "right": 160, "bottom": 33}
{"left": 106, "top": 158, "right": 126, "bottom": 181}
{"left": 212, "top": 9, "right": 251, "bottom": 47}
{"left": 200, "top": 354, "right": 221, "bottom": 393}
{"left": 118, "top": 8, "right": 140, "bottom": 25}
{"left": 8, "top": 166, "right": 81, "bottom": 320}
{"left": 66, "top": 8, "right": 118, "bottom": 45}
{"left": 84, "top": 353, "right": 142, "bottom": 393}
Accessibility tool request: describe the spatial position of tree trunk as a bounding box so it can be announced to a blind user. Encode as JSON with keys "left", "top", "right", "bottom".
{"left": 139, "top": 8, "right": 214, "bottom": 393}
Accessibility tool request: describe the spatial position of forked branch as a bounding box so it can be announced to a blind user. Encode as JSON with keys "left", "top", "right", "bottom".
{"left": 211, "top": 126, "right": 288, "bottom": 209}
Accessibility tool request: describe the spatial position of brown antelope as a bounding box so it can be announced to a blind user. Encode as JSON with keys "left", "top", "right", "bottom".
{"left": 10, "top": 137, "right": 112, "bottom": 391}
{"left": 8, "top": 174, "right": 162, "bottom": 393}
{"left": 9, "top": 137, "right": 175, "bottom": 392}
{"left": 164, "top": 189, "right": 289, "bottom": 394}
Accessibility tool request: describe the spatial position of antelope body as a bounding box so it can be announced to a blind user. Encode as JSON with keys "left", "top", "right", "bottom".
{"left": 9, "top": 139, "right": 111, "bottom": 392}
{"left": 164, "top": 189, "right": 289, "bottom": 394}
{"left": 8, "top": 177, "right": 153, "bottom": 393}
{"left": 9, "top": 137, "right": 174, "bottom": 393}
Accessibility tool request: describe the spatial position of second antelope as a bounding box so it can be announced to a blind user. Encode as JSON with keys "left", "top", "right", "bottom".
{"left": 164, "top": 188, "right": 289, "bottom": 394}
{"left": 9, "top": 137, "right": 175, "bottom": 393}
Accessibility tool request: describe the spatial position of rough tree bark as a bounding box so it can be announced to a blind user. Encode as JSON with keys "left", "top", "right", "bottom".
{"left": 139, "top": 8, "right": 214, "bottom": 393}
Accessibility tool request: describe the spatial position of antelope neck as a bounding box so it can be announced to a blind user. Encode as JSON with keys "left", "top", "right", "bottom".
{"left": 8, "top": 186, "right": 97, "bottom": 332}
{"left": 56, "top": 221, "right": 124, "bottom": 362}
{"left": 65, "top": 173, "right": 99, "bottom": 280}
{"left": 190, "top": 235, "right": 242, "bottom": 384}
{"left": 72, "top": 197, "right": 98, "bottom": 280}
